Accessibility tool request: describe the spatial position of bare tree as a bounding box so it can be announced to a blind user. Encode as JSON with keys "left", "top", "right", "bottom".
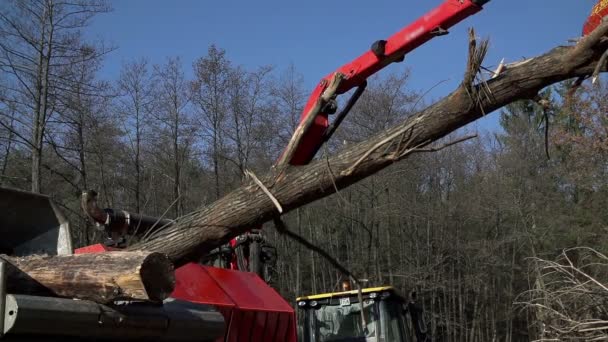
{"left": 192, "top": 45, "right": 231, "bottom": 199}
{"left": 152, "top": 57, "right": 194, "bottom": 217}
{"left": 0, "top": 101, "right": 17, "bottom": 186}
{"left": 53, "top": 45, "right": 110, "bottom": 189}
{"left": 270, "top": 64, "right": 306, "bottom": 146}
{"left": 117, "top": 58, "right": 155, "bottom": 212}
{"left": 40, "top": 44, "right": 116, "bottom": 245}
{"left": 339, "top": 70, "right": 418, "bottom": 141}
{"left": 518, "top": 247, "right": 608, "bottom": 341}
{"left": 0, "top": 0, "right": 111, "bottom": 193}
{"left": 225, "top": 65, "right": 273, "bottom": 177}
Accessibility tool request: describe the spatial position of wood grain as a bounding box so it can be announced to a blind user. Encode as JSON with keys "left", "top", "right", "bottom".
{"left": 2, "top": 251, "right": 175, "bottom": 303}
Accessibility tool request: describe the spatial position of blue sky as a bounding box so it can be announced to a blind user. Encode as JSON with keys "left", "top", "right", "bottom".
{"left": 88, "top": 1, "right": 596, "bottom": 133}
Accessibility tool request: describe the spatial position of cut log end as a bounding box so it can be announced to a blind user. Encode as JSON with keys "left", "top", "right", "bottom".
{"left": 140, "top": 252, "right": 175, "bottom": 302}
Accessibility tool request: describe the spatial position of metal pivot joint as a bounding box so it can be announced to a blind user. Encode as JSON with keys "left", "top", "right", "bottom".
{"left": 371, "top": 40, "right": 387, "bottom": 58}
{"left": 431, "top": 26, "right": 449, "bottom": 36}
{"left": 321, "top": 98, "right": 338, "bottom": 114}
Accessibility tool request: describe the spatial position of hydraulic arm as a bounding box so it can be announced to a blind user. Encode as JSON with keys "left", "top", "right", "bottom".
{"left": 279, "top": 0, "right": 490, "bottom": 166}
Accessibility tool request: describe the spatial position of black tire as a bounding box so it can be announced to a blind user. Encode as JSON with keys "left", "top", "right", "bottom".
{"left": 249, "top": 240, "right": 264, "bottom": 279}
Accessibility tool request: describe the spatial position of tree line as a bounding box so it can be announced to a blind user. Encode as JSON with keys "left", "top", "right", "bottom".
{"left": 1, "top": 1, "right": 606, "bottom": 341}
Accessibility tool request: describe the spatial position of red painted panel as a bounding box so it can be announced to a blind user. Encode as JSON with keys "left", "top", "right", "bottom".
{"left": 172, "top": 263, "right": 235, "bottom": 308}
{"left": 74, "top": 243, "right": 118, "bottom": 254}
{"left": 172, "top": 263, "right": 235, "bottom": 341}
{"left": 227, "top": 309, "right": 242, "bottom": 342}
{"left": 215, "top": 308, "right": 233, "bottom": 342}
{"left": 584, "top": 0, "right": 608, "bottom": 35}
{"left": 239, "top": 310, "right": 255, "bottom": 341}
{"left": 262, "top": 311, "right": 278, "bottom": 342}
{"left": 274, "top": 310, "right": 289, "bottom": 342}
{"left": 200, "top": 266, "right": 296, "bottom": 342}
{"left": 286, "top": 314, "right": 298, "bottom": 342}
{"left": 250, "top": 311, "right": 267, "bottom": 342}
{"left": 204, "top": 267, "right": 294, "bottom": 312}
{"left": 75, "top": 248, "right": 297, "bottom": 342}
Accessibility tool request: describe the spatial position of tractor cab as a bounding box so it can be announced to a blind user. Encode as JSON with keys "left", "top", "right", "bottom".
{"left": 296, "top": 286, "right": 427, "bottom": 342}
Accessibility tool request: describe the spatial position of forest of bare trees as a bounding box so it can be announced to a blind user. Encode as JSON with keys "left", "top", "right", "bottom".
{"left": 1, "top": 1, "right": 607, "bottom": 341}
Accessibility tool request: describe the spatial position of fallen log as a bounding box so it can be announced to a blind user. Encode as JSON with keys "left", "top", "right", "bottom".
{"left": 1, "top": 251, "right": 175, "bottom": 303}
{"left": 131, "top": 24, "right": 608, "bottom": 267}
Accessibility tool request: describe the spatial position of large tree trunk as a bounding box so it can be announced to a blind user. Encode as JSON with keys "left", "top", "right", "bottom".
{"left": 1, "top": 251, "right": 175, "bottom": 303}
{"left": 132, "top": 24, "right": 608, "bottom": 267}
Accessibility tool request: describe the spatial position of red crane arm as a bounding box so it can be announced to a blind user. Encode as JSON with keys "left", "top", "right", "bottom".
{"left": 229, "top": 0, "right": 489, "bottom": 273}
{"left": 285, "top": 0, "right": 489, "bottom": 165}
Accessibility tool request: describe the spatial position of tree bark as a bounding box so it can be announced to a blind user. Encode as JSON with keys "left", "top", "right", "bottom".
{"left": 1, "top": 251, "right": 175, "bottom": 303}
{"left": 132, "top": 25, "right": 608, "bottom": 267}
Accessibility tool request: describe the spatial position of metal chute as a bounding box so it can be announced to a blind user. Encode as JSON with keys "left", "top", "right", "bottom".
{"left": 0, "top": 187, "right": 72, "bottom": 256}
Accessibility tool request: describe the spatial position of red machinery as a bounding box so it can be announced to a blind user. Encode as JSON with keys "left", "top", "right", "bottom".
{"left": 282, "top": 0, "right": 488, "bottom": 166}
{"left": 225, "top": 0, "right": 489, "bottom": 276}
{"left": 75, "top": 244, "right": 297, "bottom": 342}
{"left": 80, "top": 0, "right": 491, "bottom": 278}
{"left": 7, "top": 1, "right": 608, "bottom": 341}
{"left": 78, "top": 1, "right": 491, "bottom": 340}
{"left": 583, "top": 0, "right": 608, "bottom": 36}
{"left": 228, "top": 0, "right": 608, "bottom": 276}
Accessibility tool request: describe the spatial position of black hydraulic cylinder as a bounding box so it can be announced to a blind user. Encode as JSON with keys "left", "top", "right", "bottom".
{"left": 2, "top": 295, "right": 225, "bottom": 341}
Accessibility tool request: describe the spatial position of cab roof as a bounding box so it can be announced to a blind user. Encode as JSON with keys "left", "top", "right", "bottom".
{"left": 296, "top": 286, "right": 399, "bottom": 302}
